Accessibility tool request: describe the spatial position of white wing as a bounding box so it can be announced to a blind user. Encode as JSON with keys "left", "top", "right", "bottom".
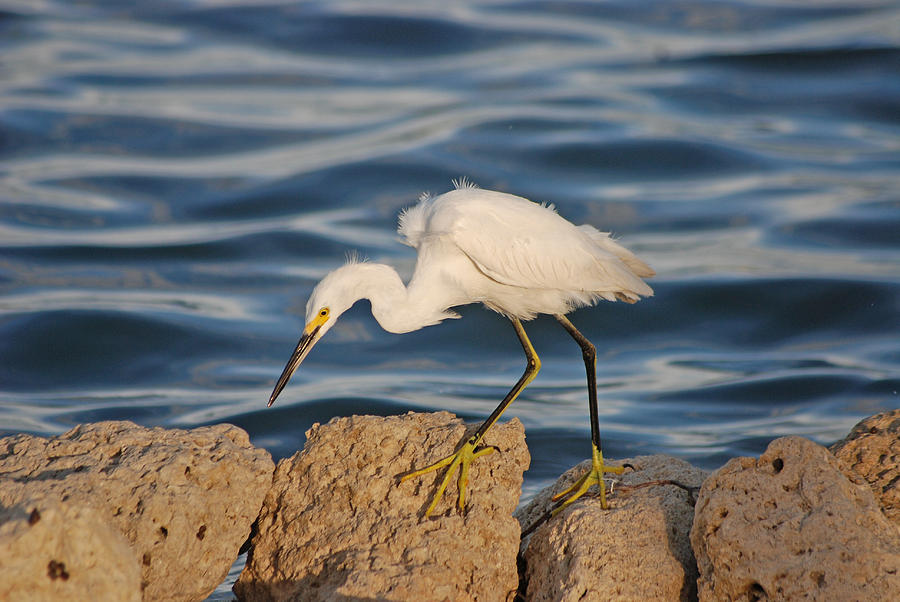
{"left": 397, "top": 191, "right": 432, "bottom": 248}
{"left": 426, "top": 188, "right": 653, "bottom": 302}
{"left": 578, "top": 225, "right": 655, "bottom": 279}
{"left": 398, "top": 178, "right": 481, "bottom": 248}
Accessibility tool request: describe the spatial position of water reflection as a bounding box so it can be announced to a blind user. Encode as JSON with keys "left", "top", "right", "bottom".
{"left": 1, "top": 0, "right": 898, "bottom": 516}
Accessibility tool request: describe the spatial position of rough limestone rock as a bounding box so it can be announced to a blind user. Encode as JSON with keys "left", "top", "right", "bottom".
{"left": 234, "top": 411, "right": 530, "bottom": 602}
{"left": 0, "top": 421, "right": 275, "bottom": 601}
{"left": 691, "top": 436, "right": 900, "bottom": 602}
{"left": 830, "top": 409, "right": 900, "bottom": 526}
{"left": 0, "top": 497, "right": 142, "bottom": 602}
{"left": 515, "top": 454, "right": 707, "bottom": 602}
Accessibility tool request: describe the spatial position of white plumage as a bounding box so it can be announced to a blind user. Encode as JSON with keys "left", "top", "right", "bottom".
{"left": 268, "top": 180, "right": 655, "bottom": 516}
{"left": 398, "top": 182, "right": 653, "bottom": 321}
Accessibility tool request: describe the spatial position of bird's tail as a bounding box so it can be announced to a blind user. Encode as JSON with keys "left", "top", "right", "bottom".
{"left": 578, "top": 225, "right": 655, "bottom": 278}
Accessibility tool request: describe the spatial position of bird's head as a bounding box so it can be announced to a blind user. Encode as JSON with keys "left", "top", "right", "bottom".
{"left": 266, "top": 264, "right": 365, "bottom": 407}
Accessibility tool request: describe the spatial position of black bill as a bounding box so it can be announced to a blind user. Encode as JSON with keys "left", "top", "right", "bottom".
{"left": 267, "top": 325, "right": 321, "bottom": 407}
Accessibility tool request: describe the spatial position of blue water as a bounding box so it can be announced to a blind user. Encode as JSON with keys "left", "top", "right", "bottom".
{"left": 2, "top": 0, "right": 899, "bottom": 595}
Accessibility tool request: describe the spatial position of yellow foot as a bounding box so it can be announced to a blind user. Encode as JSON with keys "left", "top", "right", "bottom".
{"left": 551, "top": 445, "right": 623, "bottom": 515}
{"left": 399, "top": 436, "right": 497, "bottom": 516}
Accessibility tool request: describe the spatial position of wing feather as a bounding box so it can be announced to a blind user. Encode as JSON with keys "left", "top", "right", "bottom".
{"left": 397, "top": 193, "right": 432, "bottom": 248}
{"left": 436, "top": 190, "right": 653, "bottom": 301}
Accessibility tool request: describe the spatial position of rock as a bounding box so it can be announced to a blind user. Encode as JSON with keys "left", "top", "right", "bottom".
{"left": 691, "top": 436, "right": 900, "bottom": 602}
{"left": 234, "top": 411, "right": 529, "bottom": 602}
{"left": 515, "top": 454, "right": 707, "bottom": 602}
{"left": 0, "top": 497, "right": 142, "bottom": 602}
{"left": 830, "top": 410, "right": 900, "bottom": 526}
{"left": 0, "top": 421, "right": 275, "bottom": 602}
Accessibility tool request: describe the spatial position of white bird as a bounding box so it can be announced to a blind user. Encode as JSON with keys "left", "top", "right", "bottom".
{"left": 268, "top": 179, "right": 654, "bottom": 516}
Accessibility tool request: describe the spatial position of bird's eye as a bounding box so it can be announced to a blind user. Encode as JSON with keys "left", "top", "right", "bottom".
{"left": 319, "top": 308, "right": 329, "bottom": 318}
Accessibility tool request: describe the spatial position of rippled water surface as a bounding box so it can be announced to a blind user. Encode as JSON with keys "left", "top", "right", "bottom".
{"left": 2, "top": 0, "right": 899, "bottom": 595}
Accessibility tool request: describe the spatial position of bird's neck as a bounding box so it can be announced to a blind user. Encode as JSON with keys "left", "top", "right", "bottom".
{"left": 344, "top": 263, "right": 456, "bottom": 334}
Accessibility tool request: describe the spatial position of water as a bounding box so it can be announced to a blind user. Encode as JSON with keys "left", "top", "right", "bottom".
{"left": 1, "top": 0, "right": 899, "bottom": 596}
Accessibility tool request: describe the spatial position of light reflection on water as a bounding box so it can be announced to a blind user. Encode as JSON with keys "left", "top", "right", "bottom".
{"left": 1, "top": 2, "right": 899, "bottom": 597}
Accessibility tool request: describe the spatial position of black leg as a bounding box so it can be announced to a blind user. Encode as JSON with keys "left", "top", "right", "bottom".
{"left": 551, "top": 313, "right": 623, "bottom": 511}
{"left": 470, "top": 316, "right": 541, "bottom": 446}
{"left": 554, "top": 314, "right": 602, "bottom": 454}
{"left": 399, "top": 316, "right": 541, "bottom": 515}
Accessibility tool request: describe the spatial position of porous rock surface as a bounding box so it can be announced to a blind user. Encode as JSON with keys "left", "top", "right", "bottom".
{"left": 830, "top": 409, "right": 900, "bottom": 526}
{"left": 515, "top": 454, "right": 708, "bottom": 602}
{"left": 691, "top": 435, "right": 900, "bottom": 601}
{"left": 0, "top": 421, "right": 274, "bottom": 601}
{"left": 234, "top": 411, "right": 530, "bottom": 602}
{"left": 0, "top": 497, "right": 142, "bottom": 602}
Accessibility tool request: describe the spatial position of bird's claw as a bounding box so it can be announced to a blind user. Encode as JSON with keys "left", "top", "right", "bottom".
{"left": 551, "top": 445, "right": 623, "bottom": 516}
{"left": 399, "top": 438, "right": 496, "bottom": 516}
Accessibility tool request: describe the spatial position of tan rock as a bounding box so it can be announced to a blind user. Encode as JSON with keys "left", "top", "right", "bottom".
{"left": 0, "top": 421, "right": 274, "bottom": 601}
{"left": 515, "top": 454, "right": 707, "bottom": 602}
{"left": 234, "top": 411, "right": 529, "bottom": 602}
{"left": 0, "top": 497, "right": 142, "bottom": 602}
{"left": 691, "top": 436, "right": 900, "bottom": 601}
{"left": 830, "top": 409, "right": 900, "bottom": 526}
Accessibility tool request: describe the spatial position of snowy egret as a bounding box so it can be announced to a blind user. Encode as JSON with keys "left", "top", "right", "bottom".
{"left": 268, "top": 179, "right": 654, "bottom": 516}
